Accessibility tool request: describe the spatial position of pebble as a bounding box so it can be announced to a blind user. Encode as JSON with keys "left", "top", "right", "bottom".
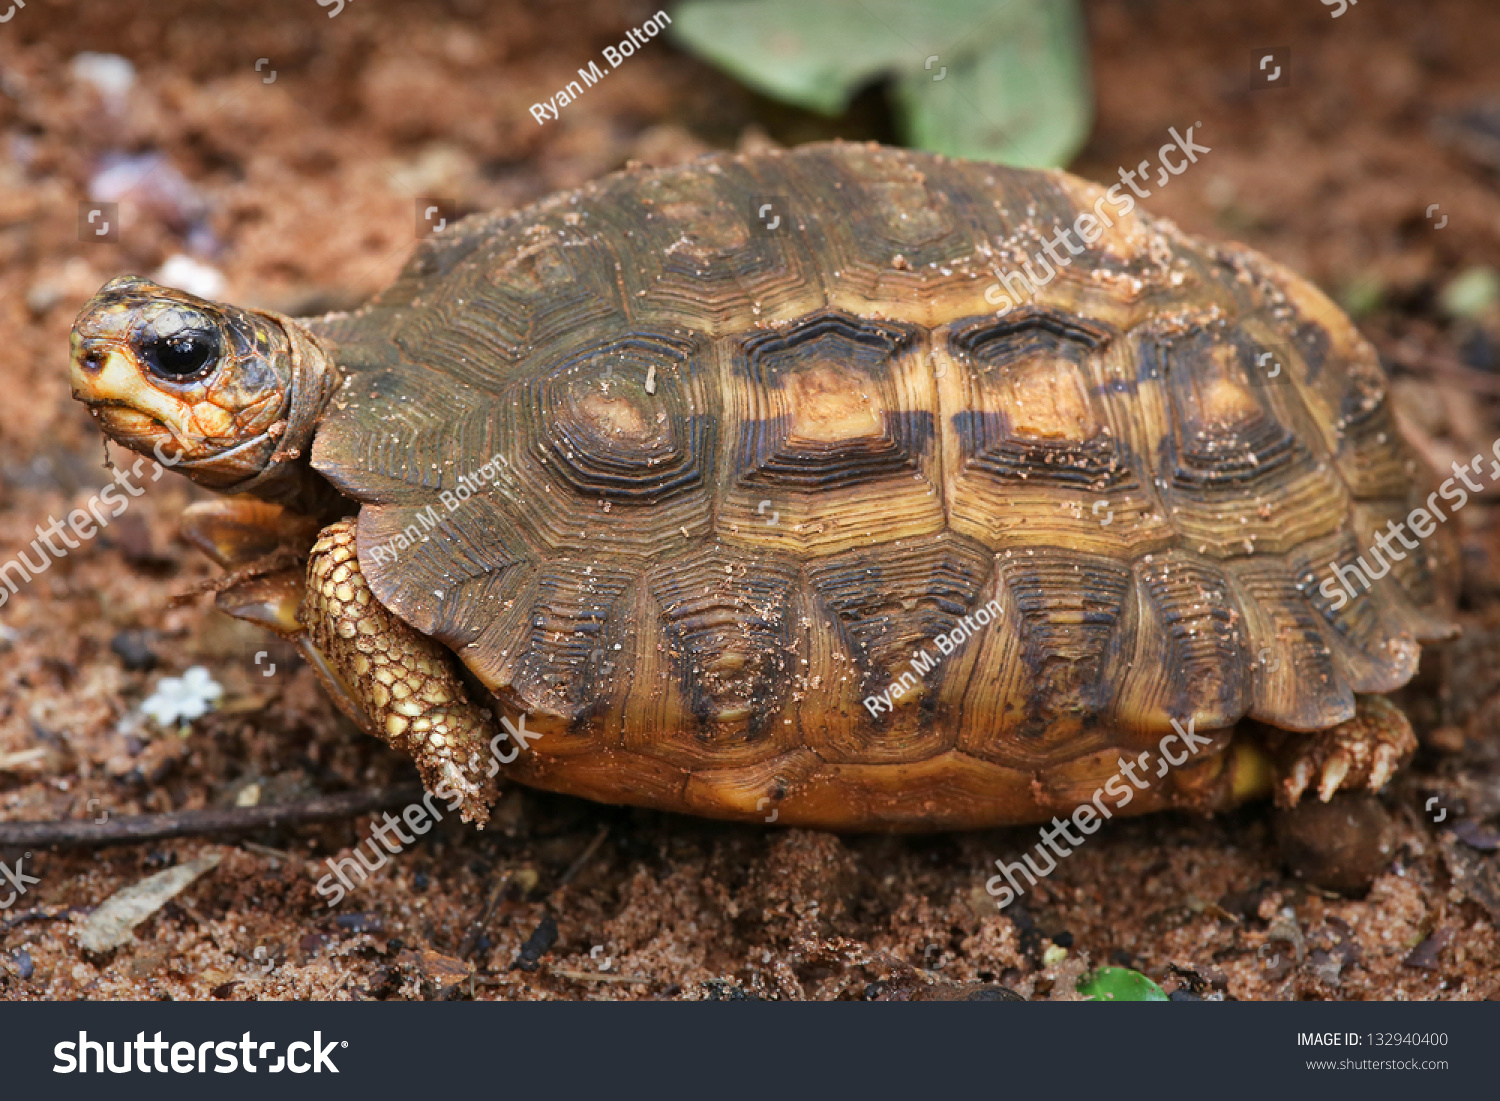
{"left": 1274, "top": 792, "right": 1395, "bottom": 895}
{"left": 110, "top": 629, "right": 158, "bottom": 672}
{"left": 1425, "top": 725, "right": 1467, "bottom": 755}
{"left": 154, "top": 254, "right": 226, "bottom": 300}
{"left": 90, "top": 151, "right": 210, "bottom": 235}
{"left": 70, "top": 52, "right": 135, "bottom": 103}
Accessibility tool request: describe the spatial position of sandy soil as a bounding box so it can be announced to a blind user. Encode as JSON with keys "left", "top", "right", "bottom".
{"left": 1, "top": 0, "right": 1499, "bottom": 1002}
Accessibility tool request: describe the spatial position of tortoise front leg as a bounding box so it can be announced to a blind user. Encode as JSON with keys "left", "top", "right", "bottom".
{"left": 183, "top": 501, "right": 501, "bottom": 824}
{"left": 301, "top": 520, "right": 501, "bottom": 825}
{"left": 180, "top": 497, "right": 376, "bottom": 723}
{"left": 179, "top": 496, "right": 325, "bottom": 570}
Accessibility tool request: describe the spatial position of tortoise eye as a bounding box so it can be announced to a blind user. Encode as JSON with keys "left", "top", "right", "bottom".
{"left": 141, "top": 326, "right": 221, "bottom": 380}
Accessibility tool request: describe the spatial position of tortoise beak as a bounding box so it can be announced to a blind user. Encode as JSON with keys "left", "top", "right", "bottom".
{"left": 68, "top": 275, "right": 143, "bottom": 402}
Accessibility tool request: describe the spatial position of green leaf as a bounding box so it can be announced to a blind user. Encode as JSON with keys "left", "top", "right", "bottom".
{"left": 892, "top": 2, "right": 1091, "bottom": 167}
{"left": 1077, "top": 967, "right": 1169, "bottom": 1002}
{"left": 1439, "top": 266, "right": 1500, "bottom": 322}
{"left": 669, "top": 0, "right": 1091, "bottom": 167}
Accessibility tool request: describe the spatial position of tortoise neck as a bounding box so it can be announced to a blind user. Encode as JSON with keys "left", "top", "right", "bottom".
{"left": 222, "top": 311, "right": 346, "bottom": 516}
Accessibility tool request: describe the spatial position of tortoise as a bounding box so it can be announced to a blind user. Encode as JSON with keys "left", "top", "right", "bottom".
{"left": 67, "top": 141, "right": 1459, "bottom": 832}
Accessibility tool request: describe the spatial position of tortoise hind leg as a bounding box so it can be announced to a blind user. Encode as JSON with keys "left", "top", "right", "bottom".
{"left": 1261, "top": 695, "right": 1417, "bottom": 807}
{"left": 301, "top": 520, "right": 501, "bottom": 825}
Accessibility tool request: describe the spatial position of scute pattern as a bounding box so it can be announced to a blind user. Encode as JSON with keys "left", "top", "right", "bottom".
{"left": 535, "top": 331, "right": 708, "bottom": 503}
{"left": 307, "top": 142, "right": 1458, "bottom": 829}
{"left": 629, "top": 548, "right": 800, "bottom": 768}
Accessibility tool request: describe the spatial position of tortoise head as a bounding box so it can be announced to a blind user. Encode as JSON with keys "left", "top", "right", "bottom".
{"left": 69, "top": 276, "right": 341, "bottom": 503}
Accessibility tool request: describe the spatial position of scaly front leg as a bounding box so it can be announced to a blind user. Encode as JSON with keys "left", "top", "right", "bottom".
{"left": 301, "top": 520, "right": 500, "bottom": 824}
{"left": 181, "top": 501, "right": 501, "bottom": 825}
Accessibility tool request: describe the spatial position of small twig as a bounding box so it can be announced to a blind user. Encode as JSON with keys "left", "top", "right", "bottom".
{"left": 548, "top": 969, "right": 653, "bottom": 984}
{"left": 0, "top": 906, "right": 90, "bottom": 934}
{"left": 1393, "top": 346, "right": 1500, "bottom": 396}
{"left": 166, "top": 547, "right": 303, "bottom": 607}
{"left": 457, "top": 868, "right": 515, "bottom": 962}
{"left": 0, "top": 747, "right": 48, "bottom": 771}
{"left": 0, "top": 786, "right": 423, "bottom": 849}
{"left": 240, "top": 840, "right": 297, "bottom": 861}
{"left": 552, "top": 825, "right": 609, "bottom": 896}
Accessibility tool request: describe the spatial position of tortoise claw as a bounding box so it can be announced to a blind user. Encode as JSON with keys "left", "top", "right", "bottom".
{"left": 1316, "top": 753, "right": 1351, "bottom": 803}
{"left": 1286, "top": 758, "right": 1313, "bottom": 805}
{"left": 1368, "top": 742, "right": 1401, "bottom": 793}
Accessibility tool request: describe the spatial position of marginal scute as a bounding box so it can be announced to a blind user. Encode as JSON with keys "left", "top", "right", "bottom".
{"left": 625, "top": 548, "right": 801, "bottom": 769}
{"left": 1111, "top": 551, "right": 1250, "bottom": 735}
{"left": 304, "top": 142, "right": 1459, "bottom": 830}
{"left": 1222, "top": 556, "right": 1355, "bottom": 731}
{"left": 802, "top": 534, "right": 993, "bottom": 764}
{"left": 1289, "top": 532, "right": 1422, "bottom": 694}
{"left": 958, "top": 549, "right": 1132, "bottom": 765}
{"left": 464, "top": 559, "right": 637, "bottom": 725}
{"left": 1350, "top": 502, "right": 1461, "bottom": 642}
{"left": 357, "top": 497, "right": 526, "bottom": 649}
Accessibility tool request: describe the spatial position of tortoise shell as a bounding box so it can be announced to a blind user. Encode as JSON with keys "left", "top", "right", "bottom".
{"left": 305, "top": 142, "right": 1456, "bottom": 830}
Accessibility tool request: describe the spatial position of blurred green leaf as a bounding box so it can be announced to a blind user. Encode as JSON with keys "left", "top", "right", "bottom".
{"left": 1439, "top": 266, "right": 1500, "bottom": 322}
{"left": 670, "top": 0, "right": 1091, "bottom": 167}
{"left": 1338, "top": 272, "right": 1386, "bottom": 320}
{"left": 1077, "top": 966, "right": 1169, "bottom": 1002}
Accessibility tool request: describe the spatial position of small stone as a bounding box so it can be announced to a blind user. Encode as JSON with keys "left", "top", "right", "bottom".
{"left": 110, "top": 629, "right": 157, "bottom": 672}
{"left": 1402, "top": 929, "right": 1451, "bottom": 970}
{"left": 1425, "top": 725, "right": 1467, "bottom": 755}
{"left": 154, "top": 254, "right": 225, "bottom": 300}
{"left": 1274, "top": 792, "right": 1395, "bottom": 895}
{"left": 26, "top": 281, "right": 65, "bottom": 315}
{"left": 71, "top": 52, "right": 136, "bottom": 101}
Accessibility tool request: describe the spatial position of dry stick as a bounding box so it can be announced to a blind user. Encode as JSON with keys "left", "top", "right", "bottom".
{"left": 458, "top": 826, "right": 610, "bottom": 963}
{"left": 0, "top": 785, "right": 424, "bottom": 850}
{"left": 457, "top": 869, "right": 515, "bottom": 962}
{"left": 0, "top": 906, "right": 90, "bottom": 934}
{"left": 551, "top": 825, "right": 610, "bottom": 896}
{"left": 1395, "top": 347, "right": 1500, "bottom": 396}
{"left": 549, "top": 970, "right": 653, "bottom": 984}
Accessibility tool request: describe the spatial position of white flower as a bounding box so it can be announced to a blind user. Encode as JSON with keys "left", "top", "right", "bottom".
{"left": 141, "top": 666, "right": 223, "bottom": 726}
